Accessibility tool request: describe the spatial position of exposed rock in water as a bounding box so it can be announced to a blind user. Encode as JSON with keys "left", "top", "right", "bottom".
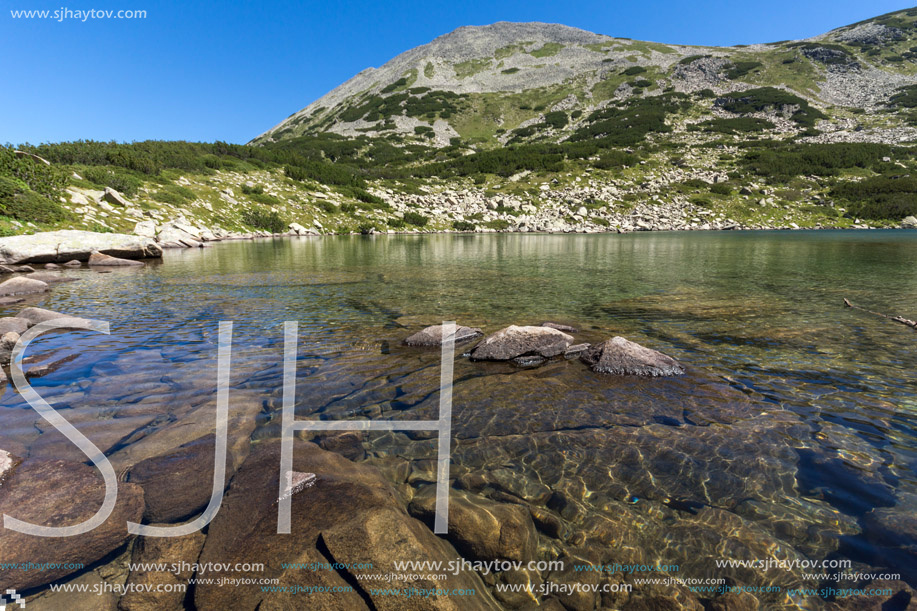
{"left": 0, "top": 276, "right": 49, "bottom": 297}
{"left": 581, "top": 336, "right": 685, "bottom": 376}
{"left": 0, "top": 458, "right": 144, "bottom": 591}
{"left": 120, "top": 529, "right": 205, "bottom": 611}
{"left": 470, "top": 325, "right": 573, "bottom": 361}
{"left": 25, "top": 271, "right": 78, "bottom": 284}
{"left": 563, "top": 343, "right": 591, "bottom": 358}
{"left": 195, "top": 440, "right": 499, "bottom": 610}
{"left": 404, "top": 323, "right": 484, "bottom": 346}
{"left": 542, "top": 321, "right": 577, "bottom": 333}
{"left": 0, "top": 449, "right": 21, "bottom": 482}
{"left": 0, "top": 230, "right": 161, "bottom": 265}
{"left": 16, "top": 307, "right": 91, "bottom": 328}
{"left": 88, "top": 252, "right": 145, "bottom": 267}
{"left": 63, "top": 259, "right": 82, "bottom": 267}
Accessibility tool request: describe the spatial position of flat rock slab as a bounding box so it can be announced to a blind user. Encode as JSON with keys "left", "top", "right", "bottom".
{"left": 470, "top": 325, "right": 573, "bottom": 361}
{"left": 404, "top": 324, "right": 484, "bottom": 346}
{"left": 581, "top": 336, "right": 685, "bottom": 376}
{"left": 542, "top": 321, "right": 577, "bottom": 333}
{"left": 0, "top": 230, "right": 162, "bottom": 265}
{"left": 88, "top": 252, "right": 144, "bottom": 267}
{"left": 25, "top": 271, "right": 78, "bottom": 284}
{"left": 0, "top": 458, "right": 144, "bottom": 591}
{"left": 0, "top": 276, "right": 49, "bottom": 297}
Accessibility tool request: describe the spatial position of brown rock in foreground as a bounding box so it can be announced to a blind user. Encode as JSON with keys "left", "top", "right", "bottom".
{"left": 404, "top": 323, "right": 484, "bottom": 346}
{"left": 120, "top": 528, "right": 205, "bottom": 611}
{"left": 0, "top": 459, "right": 144, "bottom": 591}
{"left": 581, "top": 336, "right": 685, "bottom": 376}
{"left": 195, "top": 441, "right": 499, "bottom": 610}
{"left": 470, "top": 325, "right": 572, "bottom": 361}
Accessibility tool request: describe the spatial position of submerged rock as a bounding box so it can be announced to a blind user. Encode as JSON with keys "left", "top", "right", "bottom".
{"left": 88, "top": 251, "right": 145, "bottom": 267}
{"left": 404, "top": 323, "right": 484, "bottom": 346}
{"left": 581, "top": 336, "right": 685, "bottom": 376}
{"left": 470, "top": 325, "right": 573, "bottom": 361}
{"left": 0, "top": 458, "right": 144, "bottom": 591}
{"left": 0, "top": 276, "right": 49, "bottom": 297}
{"left": 0, "top": 230, "right": 162, "bottom": 264}
{"left": 120, "top": 529, "right": 205, "bottom": 611}
{"left": 25, "top": 271, "right": 78, "bottom": 284}
{"left": 195, "top": 441, "right": 498, "bottom": 610}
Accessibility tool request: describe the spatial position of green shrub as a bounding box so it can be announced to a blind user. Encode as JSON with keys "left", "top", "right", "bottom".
{"left": 0, "top": 147, "right": 68, "bottom": 200}
{"left": 403, "top": 211, "right": 429, "bottom": 226}
{"left": 622, "top": 66, "right": 647, "bottom": 75}
{"left": 832, "top": 175, "right": 917, "bottom": 220}
{"left": 81, "top": 166, "right": 143, "bottom": 196}
{"left": 387, "top": 217, "right": 406, "bottom": 228}
{"left": 696, "top": 117, "right": 775, "bottom": 134}
{"left": 248, "top": 192, "right": 281, "bottom": 206}
{"left": 241, "top": 183, "right": 264, "bottom": 195}
{"left": 716, "top": 87, "right": 826, "bottom": 127}
{"left": 452, "top": 220, "right": 476, "bottom": 231}
{"left": 0, "top": 175, "right": 70, "bottom": 224}
{"left": 340, "top": 203, "right": 357, "bottom": 214}
{"left": 725, "top": 61, "right": 762, "bottom": 79}
{"left": 485, "top": 219, "right": 511, "bottom": 230}
{"left": 710, "top": 183, "right": 732, "bottom": 195}
{"left": 316, "top": 200, "right": 338, "bottom": 213}
{"left": 152, "top": 183, "right": 196, "bottom": 205}
{"left": 240, "top": 208, "right": 286, "bottom": 233}
{"left": 742, "top": 143, "right": 895, "bottom": 178}
{"left": 543, "top": 111, "right": 569, "bottom": 129}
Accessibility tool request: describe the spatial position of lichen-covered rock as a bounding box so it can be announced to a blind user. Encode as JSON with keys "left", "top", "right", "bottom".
{"left": 470, "top": 325, "right": 572, "bottom": 361}
{"left": 581, "top": 336, "right": 685, "bottom": 376}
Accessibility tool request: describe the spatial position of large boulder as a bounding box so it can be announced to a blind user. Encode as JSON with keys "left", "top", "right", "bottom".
{"left": 0, "top": 317, "right": 29, "bottom": 335}
{"left": 156, "top": 220, "right": 203, "bottom": 245}
{"left": 133, "top": 220, "right": 157, "bottom": 238}
{"left": 470, "top": 325, "right": 572, "bottom": 361}
{"left": 195, "top": 441, "right": 499, "bottom": 610}
{"left": 0, "top": 276, "right": 49, "bottom": 297}
{"left": 902, "top": 215, "right": 917, "bottom": 229}
{"left": 0, "top": 230, "right": 162, "bottom": 264}
{"left": 581, "top": 336, "right": 685, "bottom": 376}
{"left": 102, "top": 187, "right": 130, "bottom": 207}
{"left": 88, "top": 252, "right": 144, "bottom": 267}
{"left": 0, "top": 458, "right": 144, "bottom": 591}
{"left": 404, "top": 324, "right": 484, "bottom": 347}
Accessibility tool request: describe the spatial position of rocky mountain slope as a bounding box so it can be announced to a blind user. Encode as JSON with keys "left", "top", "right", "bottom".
{"left": 253, "top": 10, "right": 917, "bottom": 147}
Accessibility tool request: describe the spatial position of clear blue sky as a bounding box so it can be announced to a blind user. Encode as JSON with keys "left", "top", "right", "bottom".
{"left": 1, "top": 0, "right": 912, "bottom": 145}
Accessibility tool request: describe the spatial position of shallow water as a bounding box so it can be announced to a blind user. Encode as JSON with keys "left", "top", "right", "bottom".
{"left": 3, "top": 230, "right": 916, "bottom": 608}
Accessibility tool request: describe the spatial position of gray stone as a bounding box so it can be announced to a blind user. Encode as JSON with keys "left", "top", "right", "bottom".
{"left": 0, "top": 276, "right": 49, "bottom": 297}
{"left": 0, "top": 230, "right": 161, "bottom": 264}
{"left": 581, "top": 336, "right": 685, "bottom": 376}
{"left": 16, "top": 307, "right": 90, "bottom": 328}
{"left": 404, "top": 324, "right": 484, "bottom": 346}
{"left": 470, "top": 325, "right": 572, "bottom": 361}
{"left": 88, "top": 251, "right": 144, "bottom": 266}
{"left": 63, "top": 259, "right": 82, "bottom": 267}
{"left": 102, "top": 187, "right": 130, "bottom": 207}
{"left": 902, "top": 215, "right": 917, "bottom": 228}
{"left": 0, "top": 318, "right": 29, "bottom": 336}
{"left": 542, "top": 321, "right": 577, "bottom": 333}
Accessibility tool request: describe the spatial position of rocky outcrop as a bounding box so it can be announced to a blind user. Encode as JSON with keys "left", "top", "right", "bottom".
{"left": 902, "top": 215, "right": 917, "bottom": 228}
{"left": 581, "top": 336, "right": 685, "bottom": 376}
{"left": 470, "top": 325, "right": 573, "bottom": 361}
{"left": 0, "top": 276, "right": 49, "bottom": 297}
{"left": 404, "top": 323, "right": 484, "bottom": 346}
{"left": 88, "top": 252, "right": 144, "bottom": 267}
{"left": 0, "top": 458, "right": 144, "bottom": 591}
{"left": 0, "top": 230, "right": 162, "bottom": 265}
{"left": 102, "top": 187, "right": 131, "bottom": 207}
